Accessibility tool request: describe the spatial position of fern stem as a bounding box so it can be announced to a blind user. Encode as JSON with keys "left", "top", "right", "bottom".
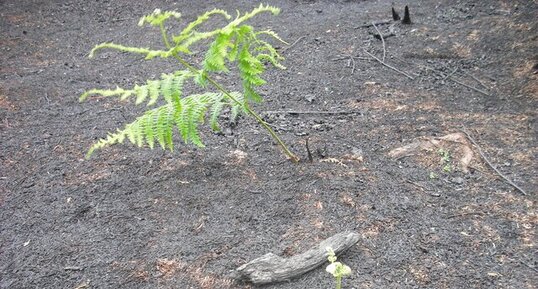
{"left": 336, "top": 276, "right": 342, "bottom": 289}
{"left": 160, "top": 23, "right": 172, "bottom": 49}
{"left": 172, "top": 54, "right": 299, "bottom": 163}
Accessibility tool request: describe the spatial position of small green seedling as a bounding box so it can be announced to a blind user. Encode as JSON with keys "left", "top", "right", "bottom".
{"left": 438, "top": 148, "right": 452, "bottom": 172}
{"left": 429, "top": 171, "right": 438, "bottom": 179}
{"left": 326, "top": 247, "right": 351, "bottom": 289}
{"left": 80, "top": 5, "right": 299, "bottom": 162}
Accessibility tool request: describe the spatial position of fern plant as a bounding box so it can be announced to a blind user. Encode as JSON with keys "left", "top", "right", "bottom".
{"left": 80, "top": 5, "right": 299, "bottom": 162}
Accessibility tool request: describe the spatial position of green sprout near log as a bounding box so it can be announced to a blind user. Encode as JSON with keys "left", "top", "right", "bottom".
{"left": 326, "top": 247, "right": 351, "bottom": 289}
{"left": 79, "top": 5, "right": 299, "bottom": 162}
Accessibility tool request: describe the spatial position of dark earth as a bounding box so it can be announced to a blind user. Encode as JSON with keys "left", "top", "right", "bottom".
{"left": 1, "top": 0, "right": 537, "bottom": 288}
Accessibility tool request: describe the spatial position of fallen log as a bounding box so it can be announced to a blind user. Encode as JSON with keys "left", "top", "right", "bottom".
{"left": 231, "top": 231, "right": 360, "bottom": 284}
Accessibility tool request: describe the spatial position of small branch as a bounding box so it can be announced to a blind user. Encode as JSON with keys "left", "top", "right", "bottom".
{"left": 363, "top": 49, "right": 414, "bottom": 80}
{"left": 447, "top": 212, "right": 485, "bottom": 219}
{"left": 462, "top": 70, "right": 490, "bottom": 89}
{"left": 442, "top": 68, "right": 459, "bottom": 80}
{"left": 64, "top": 266, "right": 84, "bottom": 271}
{"left": 461, "top": 128, "right": 527, "bottom": 195}
{"left": 43, "top": 92, "right": 50, "bottom": 104}
{"left": 371, "top": 22, "right": 386, "bottom": 62}
{"left": 281, "top": 36, "right": 306, "bottom": 53}
{"left": 355, "top": 20, "right": 392, "bottom": 29}
{"left": 306, "top": 138, "right": 313, "bottom": 163}
{"left": 519, "top": 260, "right": 538, "bottom": 272}
{"left": 96, "top": 107, "right": 121, "bottom": 115}
{"left": 73, "top": 281, "right": 90, "bottom": 289}
{"left": 331, "top": 55, "right": 369, "bottom": 61}
{"left": 406, "top": 180, "right": 425, "bottom": 191}
{"left": 449, "top": 77, "right": 490, "bottom": 96}
{"left": 264, "top": 110, "right": 361, "bottom": 115}
{"left": 422, "top": 65, "right": 491, "bottom": 96}
{"left": 349, "top": 54, "right": 356, "bottom": 74}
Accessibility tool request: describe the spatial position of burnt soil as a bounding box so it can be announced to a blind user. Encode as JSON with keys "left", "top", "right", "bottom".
{"left": 1, "top": 1, "right": 537, "bottom": 288}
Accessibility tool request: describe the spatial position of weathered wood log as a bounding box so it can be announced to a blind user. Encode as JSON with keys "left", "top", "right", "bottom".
{"left": 232, "top": 231, "right": 360, "bottom": 284}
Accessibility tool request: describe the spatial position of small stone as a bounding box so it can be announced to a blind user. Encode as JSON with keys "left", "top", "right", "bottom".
{"left": 305, "top": 94, "right": 316, "bottom": 103}
{"left": 451, "top": 177, "right": 464, "bottom": 184}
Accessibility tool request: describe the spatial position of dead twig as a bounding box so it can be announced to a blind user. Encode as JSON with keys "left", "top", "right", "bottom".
{"left": 363, "top": 49, "right": 414, "bottom": 80}
{"left": 519, "top": 260, "right": 538, "bottom": 272}
{"left": 449, "top": 77, "right": 491, "bottom": 96}
{"left": 281, "top": 36, "right": 306, "bottom": 53}
{"left": 264, "top": 110, "right": 361, "bottom": 115}
{"left": 443, "top": 68, "right": 459, "bottom": 80}
{"left": 371, "top": 22, "right": 386, "bottom": 62}
{"left": 406, "top": 180, "right": 425, "bottom": 191}
{"left": 462, "top": 70, "right": 490, "bottom": 89}
{"left": 64, "top": 266, "right": 83, "bottom": 271}
{"left": 355, "top": 20, "right": 392, "bottom": 29}
{"left": 73, "top": 280, "right": 90, "bottom": 289}
{"left": 461, "top": 128, "right": 527, "bottom": 195}
{"left": 305, "top": 138, "right": 313, "bottom": 163}
{"left": 331, "top": 55, "right": 370, "bottom": 61}
{"left": 349, "top": 54, "right": 356, "bottom": 74}
{"left": 421, "top": 65, "right": 491, "bottom": 96}
{"left": 447, "top": 212, "right": 485, "bottom": 219}
{"left": 332, "top": 54, "right": 369, "bottom": 74}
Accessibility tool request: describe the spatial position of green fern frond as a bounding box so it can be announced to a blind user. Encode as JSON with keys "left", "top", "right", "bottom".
{"left": 226, "top": 25, "right": 253, "bottom": 62}
{"left": 209, "top": 99, "right": 225, "bottom": 131}
{"left": 226, "top": 4, "right": 280, "bottom": 30}
{"left": 254, "top": 40, "right": 286, "bottom": 69}
{"left": 146, "top": 80, "right": 161, "bottom": 105}
{"left": 178, "top": 30, "right": 222, "bottom": 53}
{"left": 155, "top": 105, "right": 174, "bottom": 150}
{"left": 237, "top": 44, "right": 266, "bottom": 102}
{"left": 203, "top": 32, "right": 234, "bottom": 72}
{"left": 256, "top": 30, "right": 288, "bottom": 45}
{"left": 80, "top": 70, "right": 192, "bottom": 106}
{"left": 86, "top": 92, "right": 242, "bottom": 157}
{"left": 80, "top": 87, "right": 132, "bottom": 102}
{"left": 89, "top": 42, "right": 175, "bottom": 60}
{"left": 138, "top": 9, "right": 181, "bottom": 27}
{"left": 173, "top": 9, "right": 231, "bottom": 45}
{"left": 229, "top": 91, "right": 246, "bottom": 121}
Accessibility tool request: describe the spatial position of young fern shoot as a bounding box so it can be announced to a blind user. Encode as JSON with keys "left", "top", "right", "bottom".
{"left": 80, "top": 5, "right": 299, "bottom": 162}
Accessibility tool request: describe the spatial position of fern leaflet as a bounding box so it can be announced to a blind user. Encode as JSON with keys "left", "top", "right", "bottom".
{"left": 80, "top": 70, "right": 192, "bottom": 106}
{"left": 86, "top": 92, "right": 239, "bottom": 157}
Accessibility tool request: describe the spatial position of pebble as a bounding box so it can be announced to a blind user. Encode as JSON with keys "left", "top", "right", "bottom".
{"left": 451, "top": 177, "right": 464, "bottom": 184}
